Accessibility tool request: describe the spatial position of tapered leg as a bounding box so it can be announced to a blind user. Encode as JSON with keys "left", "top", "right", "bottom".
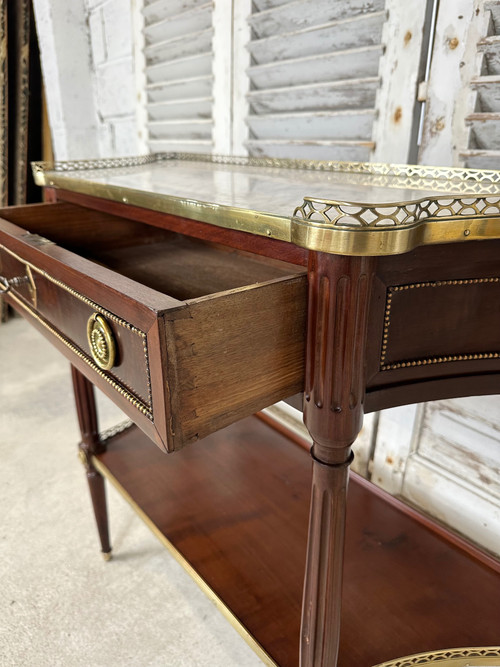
{"left": 301, "top": 252, "right": 375, "bottom": 667}
{"left": 301, "top": 451, "right": 352, "bottom": 667}
{"left": 71, "top": 365, "right": 111, "bottom": 560}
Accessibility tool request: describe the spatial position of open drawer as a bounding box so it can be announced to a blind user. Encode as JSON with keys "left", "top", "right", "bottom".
{"left": 0, "top": 202, "right": 307, "bottom": 452}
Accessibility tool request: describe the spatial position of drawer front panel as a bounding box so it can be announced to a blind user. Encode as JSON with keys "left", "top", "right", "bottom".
{"left": 1, "top": 247, "right": 153, "bottom": 420}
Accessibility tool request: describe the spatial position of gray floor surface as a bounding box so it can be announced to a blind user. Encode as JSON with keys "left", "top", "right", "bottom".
{"left": 0, "top": 315, "right": 267, "bottom": 667}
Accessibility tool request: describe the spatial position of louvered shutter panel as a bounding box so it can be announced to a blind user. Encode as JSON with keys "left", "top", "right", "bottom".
{"left": 419, "top": 0, "right": 500, "bottom": 168}
{"left": 245, "top": 0, "right": 387, "bottom": 161}
{"left": 462, "top": 0, "right": 500, "bottom": 168}
{"left": 143, "top": 0, "right": 214, "bottom": 153}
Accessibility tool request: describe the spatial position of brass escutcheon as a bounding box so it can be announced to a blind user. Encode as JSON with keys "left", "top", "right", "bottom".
{"left": 87, "top": 313, "right": 116, "bottom": 370}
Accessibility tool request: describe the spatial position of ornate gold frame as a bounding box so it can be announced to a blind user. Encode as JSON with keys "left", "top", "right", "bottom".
{"left": 32, "top": 153, "right": 500, "bottom": 257}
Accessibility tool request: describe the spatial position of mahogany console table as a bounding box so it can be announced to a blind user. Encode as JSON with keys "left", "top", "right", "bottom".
{"left": 1, "top": 154, "right": 499, "bottom": 666}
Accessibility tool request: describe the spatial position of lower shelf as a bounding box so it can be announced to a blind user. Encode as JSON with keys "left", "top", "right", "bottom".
{"left": 94, "top": 417, "right": 500, "bottom": 667}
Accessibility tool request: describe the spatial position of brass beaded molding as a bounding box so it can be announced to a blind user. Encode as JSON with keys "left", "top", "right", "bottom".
{"left": 1, "top": 244, "right": 153, "bottom": 418}
{"left": 373, "top": 646, "right": 500, "bottom": 666}
{"left": 8, "top": 290, "right": 153, "bottom": 419}
{"left": 381, "top": 278, "right": 500, "bottom": 371}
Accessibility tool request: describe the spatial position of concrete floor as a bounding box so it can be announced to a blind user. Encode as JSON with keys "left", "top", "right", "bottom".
{"left": 0, "top": 316, "right": 267, "bottom": 667}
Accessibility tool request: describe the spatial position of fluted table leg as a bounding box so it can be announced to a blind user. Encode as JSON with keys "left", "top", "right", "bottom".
{"left": 301, "top": 252, "right": 375, "bottom": 667}
{"left": 71, "top": 365, "right": 111, "bottom": 560}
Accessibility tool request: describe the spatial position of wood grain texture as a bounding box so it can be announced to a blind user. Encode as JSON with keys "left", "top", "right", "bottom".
{"left": 0, "top": 201, "right": 307, "bottom": 452}
{"left": 71, "top": 366, "right": 111, "bottom": 556}
{"left": 300, "top": 455, "right": 351, "bottom": 667}
{"left": 365, "top": 239, "right": 500, "bottom": 411}
{"left": 54, "top": 189, "right": 308, "bottom": 266}
{"left": 304, "top": 253, "right": 376, "bottom": 458}
{"left": 301, "top": 252, "right": 376, "bottom": 667}
{"left": 96, "top": 418, "right": 500, "bottom": 667}
{"left": 163, "top": 274, "right": 307, "bottom": 449}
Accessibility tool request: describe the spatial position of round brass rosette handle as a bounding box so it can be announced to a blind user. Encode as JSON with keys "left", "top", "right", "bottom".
{"left": 87, "top": 313, "right": 116, "bottom": 370}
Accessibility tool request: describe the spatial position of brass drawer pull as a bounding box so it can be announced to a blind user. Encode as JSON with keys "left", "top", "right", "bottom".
{"left": 87, "top": 313, "right": 116, "bottom": 370}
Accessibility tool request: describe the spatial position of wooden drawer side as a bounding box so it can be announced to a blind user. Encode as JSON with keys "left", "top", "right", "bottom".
{"left": 162, "top": 275, "right": 308, "bottom": 451}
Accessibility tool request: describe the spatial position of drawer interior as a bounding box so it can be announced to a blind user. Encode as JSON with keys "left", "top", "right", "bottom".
{"left": 2, "top": 202, "right": 304, "bottom": 299}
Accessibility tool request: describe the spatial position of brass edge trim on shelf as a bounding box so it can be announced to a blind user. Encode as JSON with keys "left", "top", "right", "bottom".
{"left": 6, "top": 290, "right": 153, "bottom": 420}
{"left": 91, "top": 454, "right": 279, "bottom": 667}
{"left": 32, "top": 171, "right": 292, "bottom": 244}
{"left": 0, "top": 243, "right": 153, "bottom": 410}
{"left": 380, "top": 279, "right": 500, "bottom": 370}
{"left": 291, "top": 215, "right": 500, "bottom": 256}
{"left": 372, "top": 646, "right": 500, "bottom": 666}
{"left": 33, "top": 153, "right": 500, "bottom": 256}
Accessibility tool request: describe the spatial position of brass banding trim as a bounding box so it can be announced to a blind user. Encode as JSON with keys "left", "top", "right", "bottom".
{"left": 92, "top": 453, "right": 279, "bottom": 667}
{"left": 292, "top": 214, "right": 500, "bottom": 256}
{"left": 0, "top": 242, "right": 153, "bottom": 410}
{"left": 32, "top": 153, "right": 500, "bottom": 257}
{"left": 380, "top": 278, "right": 500, "bottom": 371}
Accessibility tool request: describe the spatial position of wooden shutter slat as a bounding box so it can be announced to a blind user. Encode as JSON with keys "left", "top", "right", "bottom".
{"left": 460, "top": 148, "right": 500, "bottom": 168}
{"left": 146, "top": 76, "right": 213, "bottom": 103}
{"left": 146, "top": 53, "right": 212, "bottom": 83}
{"left": 148, "top": 119, "right": 212, "bottom": 140}
{"left": 248, "top": 78, "right": 379, "bottom": 115}
{"left": 247, "top": 110, "right": 375, "bottom": 140}
{"left": 144, "top": 4, "right": 212, "bottom": 45}
{"left": 248, "top": 46, "right": 382, "bottom": 89}
{"left": 248, "top": 12, "right": 385, "bottom": 65}
{"left": 245, "top": 139, "right": 373, "bottom": 161}
{"left": 478, "top": 38, "right": 500, "bottom": 75}
{"left": 145, "top": 28, "right": 213, "bottom": 63}
{"left": 471, "top": 75, "right": 500, "bottom": 111}
{"left": 248, "top": 0, "right": 385, "bottom": 39}
{"left": 466, "top": 112, "right": 500, "bottom": 149}
{"left": 143, "top": 0, "right": 208, "bottom": 23}
{"left": 147, "top": 97, "right": 213, "bottom": 121}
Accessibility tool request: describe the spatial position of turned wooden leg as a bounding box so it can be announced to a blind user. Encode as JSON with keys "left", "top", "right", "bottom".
{"left": 301, "top": 252, "right": 375, "bottom": 667}
{"left": 71, "top": 365, "right": 111, "bottom": 560}
{"left": 301, "top": 449, "right": 352, "bottom": 667}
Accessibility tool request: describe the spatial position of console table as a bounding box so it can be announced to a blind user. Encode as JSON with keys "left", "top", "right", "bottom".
{"left": 1, "top": 154, "right": 499, "bottom": 666}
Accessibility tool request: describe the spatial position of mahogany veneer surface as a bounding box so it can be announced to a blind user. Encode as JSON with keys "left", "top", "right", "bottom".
{"left": 97, "top": 418, "right": 500, "bottom": 667}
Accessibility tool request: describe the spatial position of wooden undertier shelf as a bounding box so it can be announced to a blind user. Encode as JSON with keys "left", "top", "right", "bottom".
{"left": 95, "top": 418, "right": 500, "bottom": 667}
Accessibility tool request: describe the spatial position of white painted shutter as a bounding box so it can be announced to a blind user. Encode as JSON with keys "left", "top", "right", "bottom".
{"left": 419, "top": 0, "right": 500, "bottom": 169}
{"left": 372, "top": 1, "right": 500, "bottom": 558}
{"left": 244, "top": 0, "right": 386, "bottom": 161}
{"left": 143, "top": 0, "right": 214, "bottom": 153}
{"left": 243, "top": 0, "right": 430, "bottom": 164}
{"left": 463, "top": 0, "right": 500, "bottom": 168}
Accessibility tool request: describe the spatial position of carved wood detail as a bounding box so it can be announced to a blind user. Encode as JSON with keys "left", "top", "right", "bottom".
{"left": 71, "top": 365, "right": 111, "bottom": 557}
{"left": 301, "top": 452, "right": 352, "bottom": 667}
{"left": 304, "top": 253, "right": 375, "bottom": 459}
{"left": 301, "top": 252, "right": 375, "bottom": 667}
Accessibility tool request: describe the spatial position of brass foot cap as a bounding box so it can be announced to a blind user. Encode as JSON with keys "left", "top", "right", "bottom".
{"left": 101, "top": 551, "right": 112, "bottom": 562}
